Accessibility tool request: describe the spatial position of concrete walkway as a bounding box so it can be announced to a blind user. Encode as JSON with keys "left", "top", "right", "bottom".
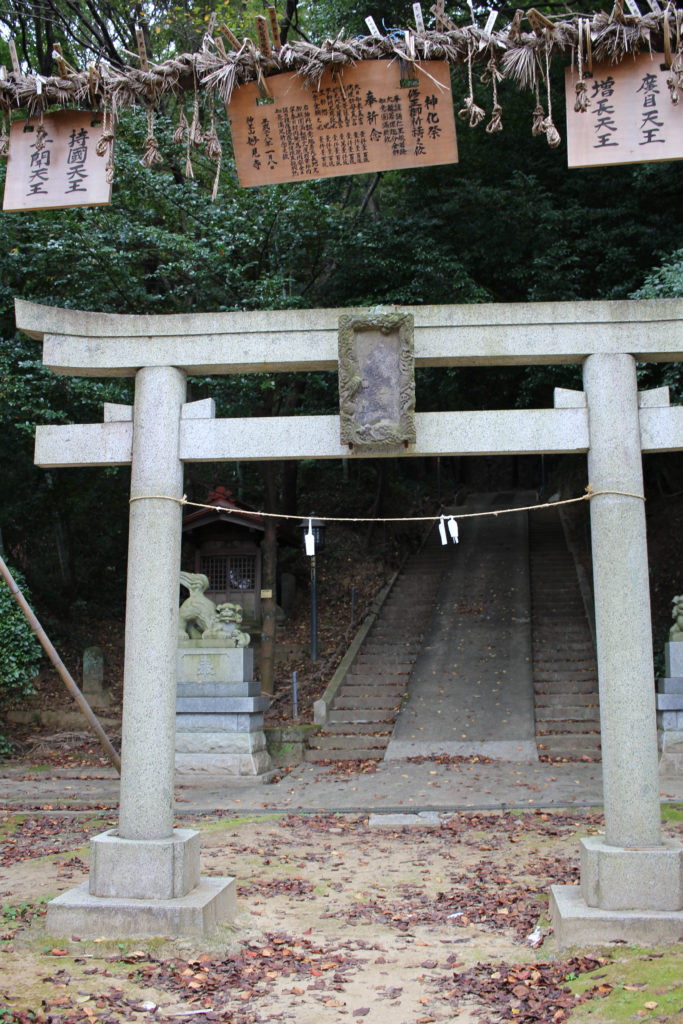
{"left": 387, "top": 493, "right": 537, "bottom": 761}
{"left": 2, "top": 758, "right": 682, "bottom": 816}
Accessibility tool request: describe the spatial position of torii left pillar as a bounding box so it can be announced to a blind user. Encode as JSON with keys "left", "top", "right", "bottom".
{"left": 46, "top": 367, "right": 235, "bottom": 938}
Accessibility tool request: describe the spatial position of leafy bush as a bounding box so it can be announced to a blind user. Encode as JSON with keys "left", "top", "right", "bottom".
{"left": 0, "top": 565, "right": 42, "bottom": 753}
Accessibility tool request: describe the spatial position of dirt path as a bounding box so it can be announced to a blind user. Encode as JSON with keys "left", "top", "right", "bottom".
{"left": 1, "top": 808, "right": 682, "bottom": 1023}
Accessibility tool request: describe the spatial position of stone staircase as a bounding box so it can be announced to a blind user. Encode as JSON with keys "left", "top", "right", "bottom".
{"left": 306, "top": 533, "right": 446, "bottom": 762}
{"left": 528, "top": 508, "right": 601, "bottom": 760}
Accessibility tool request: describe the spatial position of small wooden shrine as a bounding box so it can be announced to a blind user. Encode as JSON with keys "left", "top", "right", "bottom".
{"left": 181, "top": 486, "right": 264, "bottom": 626}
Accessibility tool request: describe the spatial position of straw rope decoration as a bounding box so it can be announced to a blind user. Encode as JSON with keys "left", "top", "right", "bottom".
{"left": 539, "top": 37, "right": 561, "bottom": 148}
{"left": 0, "top": 7, "right": 681, "bottom": 190}
{"left": 94, "top": 98, "right": 116, "bottom": 183}
{"left": 127, "top": 484, "right": 645, "bottom": 524}
{"left": 573, "top": 17, "right": 590, "bottom": 113}
{"left": 482, "top": 55, "right": 504, "bottom": 133}
{"left": 140, "top": 105, "right": 163, "bottom": 167}
{"left": 458, "top": 38, "right": 486, "bottom": 126}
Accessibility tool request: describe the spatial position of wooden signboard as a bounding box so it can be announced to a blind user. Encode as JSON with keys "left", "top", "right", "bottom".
{"left": 565, "top": 53, "right": 683, "bottom": 168}
{"left": 227, "top": 60, "right": 458, "bottom": 187}
{"left": 3, "top": 110, "right": 112, "bottom": 212}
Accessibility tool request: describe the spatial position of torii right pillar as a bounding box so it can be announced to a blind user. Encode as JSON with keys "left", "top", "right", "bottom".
{"left": 551, "top": 352, "right": 683, "bottom": 946}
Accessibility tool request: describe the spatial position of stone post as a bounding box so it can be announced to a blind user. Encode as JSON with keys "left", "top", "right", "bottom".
{"left": 551, "top": 353, "right": 683, "bottom": 946}
{"left": 118, "top": 365, "right": 187, "bottom": 839}
{"left": 583, "top": 352, "right": 661, "bottom": 849}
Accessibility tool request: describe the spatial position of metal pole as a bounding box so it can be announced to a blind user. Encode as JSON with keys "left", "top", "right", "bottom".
{"left": 310, "top": 554, "right": 318, "bottom": 662}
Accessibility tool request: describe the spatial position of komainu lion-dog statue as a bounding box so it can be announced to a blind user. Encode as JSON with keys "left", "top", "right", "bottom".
{"left": 178, "top": 571, "right": 250, "bottom": 647}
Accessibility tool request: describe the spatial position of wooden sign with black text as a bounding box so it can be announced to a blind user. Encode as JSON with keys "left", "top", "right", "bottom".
{"left": 227, "top": 60, "right": 458, "bottom": 186}
{"left": 3, "top": 110, "right": 112, "bottom": 212}
{"left": 565, "top": 53, "right": 683, "bottom": 168}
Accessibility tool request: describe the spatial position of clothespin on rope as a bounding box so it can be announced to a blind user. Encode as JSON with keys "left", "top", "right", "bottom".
{"left": 439, "top": 515, "right": 448, "bottom": 545}
{"left": 305, "top": 518, "right": 316, "bottom": 556}
{"left": 447, "top": 516, "right": 459, "bottom": 543}
{"left": 136, "top": 26, "right": 149, "bottom": 70}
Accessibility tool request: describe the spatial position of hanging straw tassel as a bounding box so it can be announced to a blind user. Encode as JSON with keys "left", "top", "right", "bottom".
{"left": 173, "top": 105, "right": 189, "bottom": 145}
{"left": 203, "top": 99, "right": 222, "bottom": 201}
{"left": 140, "top": 106, "right": 163, "bottom": 167}
{"left": 0, "top": 112, "right": 9, "bottom": 158}
{"left": 667, "top": 47, "right": 683, "bottom": 103}
{"left": 483, "top": 56, "right": 503, "bottom": 133}
{"left": 458, "top": 41, "right": 486, "bottom": 127}
{"left": 540, "top": 41, "right": 561, "bottom": 148}
{"left": 34, "top": 109, "right": 47, "bottom": 152}
{"left": 573, "top": 17, "right": 590, "bottom": 112}
{"left": 95, "top": 99, "right": 116, "bottom": 184}
{"left": 189, "top": 86, "right": 203, "bottom": 147}
{"left": 531, "top": 78, "right": 545, "bottom": 136}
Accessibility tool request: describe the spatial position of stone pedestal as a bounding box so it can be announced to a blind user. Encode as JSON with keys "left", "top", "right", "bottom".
{"left": 176, "top": 643, "right": 273, "bottom": 777}
{"left": 657, "top": 644, "right": 683, "bottom": 774}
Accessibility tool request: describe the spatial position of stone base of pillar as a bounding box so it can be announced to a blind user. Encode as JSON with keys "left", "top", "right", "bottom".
{"left": 90, "top": 828, "right": 200, "bottom": 900}
{"left": 46, "top": 877, "right": 235, "bottom": 939}
{"left": 550, "top": 885, "right": 683, "bottom": 949}
{"left": 580, "top": 836, "right": 683, "bottom": 911}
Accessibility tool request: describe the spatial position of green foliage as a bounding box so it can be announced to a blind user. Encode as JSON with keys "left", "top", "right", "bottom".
{"left": 0, "top": 565, "right": 42, "bottom": 752}
{"left": 631, "top": 249, "right": 683, "bottom": 300}
{"left": 0, "top": 0, "right": 682, "bottom": 631}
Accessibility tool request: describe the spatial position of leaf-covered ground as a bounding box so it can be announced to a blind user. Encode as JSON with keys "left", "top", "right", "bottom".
{"left": 1, "top": 806, "right": 682, "bottom": 1023}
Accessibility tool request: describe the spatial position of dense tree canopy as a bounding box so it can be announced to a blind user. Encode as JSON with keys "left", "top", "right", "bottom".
{"left": 0, "top": 0, "right": 682, "bottom": 618}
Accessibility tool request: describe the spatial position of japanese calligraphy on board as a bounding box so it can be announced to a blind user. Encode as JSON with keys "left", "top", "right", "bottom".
{"left": 3, "top": 110, "right": 112, "bottom": 212}
{"left": 565, "top": 53, "right": 683, "bottom": 168}
{"left": 227, "top": 60, "right": 458, "bottom": 187}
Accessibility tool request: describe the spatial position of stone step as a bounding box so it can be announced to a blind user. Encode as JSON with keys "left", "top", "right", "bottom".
{"left": 328, "top": 708, "right": 396, "bottom": 723}
{"left": 534, "top": 692, "right": 599, "bottom": 707}
{"left": 322, "top": 722, "right": 393, "bottom": 735}
{"left": 533, "top": 641, "right": 595, "bottom": 651}
{"left": 537, "top": 735, "right": 602, "bottom": 755}
{"left": 534, "top": 671, "right": 598, "bottom": 683}
{"left": 536, "top": 705, "right": 601, "bottom": 722}
{"left": 534, "top": 679, "right": 598, "bottom": 694}
{"left": 349, "top": 658, "right": 413, "bottom": 668}
{"left": 305, "top": 747, "right": 387, "bottom": 762}
{"left": 310, "top": 733, "right": 391, "bottom": 750}
{"left": 342, "top": 680, "right": 406, "bottom": 692}
{"left": 334, "top": 695, "right": 402, "bottom": 710}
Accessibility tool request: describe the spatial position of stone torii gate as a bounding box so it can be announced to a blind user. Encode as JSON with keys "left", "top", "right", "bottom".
{"left": 15, "top": 295, "right": 683, "bottom": 946}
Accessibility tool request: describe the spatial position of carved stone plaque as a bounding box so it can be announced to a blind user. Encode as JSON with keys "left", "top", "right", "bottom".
{"left": 338, "top": 313, "right": 416, "bottom": 452}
